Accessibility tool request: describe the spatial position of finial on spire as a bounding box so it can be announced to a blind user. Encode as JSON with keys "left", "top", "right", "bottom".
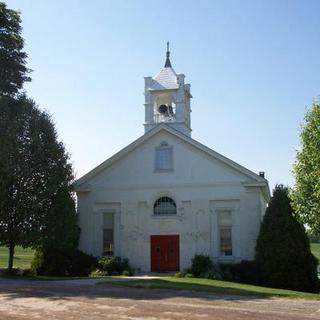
{"left": 164, "top": 41, "right": 172, "bottom": 68}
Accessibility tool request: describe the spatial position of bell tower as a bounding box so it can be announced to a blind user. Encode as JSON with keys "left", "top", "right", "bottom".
{"left": 144, "top": 42, "right": 192, "bottom": 136}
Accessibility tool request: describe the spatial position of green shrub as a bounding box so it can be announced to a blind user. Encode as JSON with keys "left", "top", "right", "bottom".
{"left": 189, "top": 254, "right": 213, "bottom": 277}
{"left": 307, "top": 230, "right": 320, "bottom": 243}
{"left": 184, "top": 273, "right": 193, "bottom": 278}
{"left": 98, "top": 256, "right": 133, "bottom": 276}
{"left": 31, "top": 248, "right": 97, "bottom": 276}
{"left": 0, "top": 267, "right": 24, "bottom": 276}
{"left": 22, "top": 268, "right": 34, "bottom": 276}
{"left": 256, "top": 185, "right": 320, "bottom": 293}
{"left": 201, "top": 264, "right": 223, "bottom": 280}
{"left": 89, "top": 269, "right": 108, "bottom": 277}
{"left": 218, "top": 263, "right": 234, "bottom": 281}
{"left": 227, "top": 261, "right": 260, "bottom": 284}
{"left": 175, "top": 272, "right": 187, "bottom": 278}
{"left": 67, "top": 250, "right": 98, "bottom": 276}
{"left": 188, "top": 256, "right": 259, "bottom": 283}
{"left": 175, "top": 272, "right": 194, "bottom": 278}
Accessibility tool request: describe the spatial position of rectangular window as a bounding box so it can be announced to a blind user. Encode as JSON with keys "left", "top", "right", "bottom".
{"left": 103, "top": 212, "right": 114, "bottom": 256}
{"left": 218, "top": 210, "right": 232, "bottom": 256}
{"left": 155, "top": 146, "right": 173, "bottom": 171}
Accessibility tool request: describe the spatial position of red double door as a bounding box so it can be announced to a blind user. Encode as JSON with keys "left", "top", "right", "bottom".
{"left": 151, "top": 235, "right": 180, "bottom": 272}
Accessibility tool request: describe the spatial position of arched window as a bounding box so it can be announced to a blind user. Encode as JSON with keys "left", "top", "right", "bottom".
{"left": 154, "top": 197, "right": 177, "bottom": 215}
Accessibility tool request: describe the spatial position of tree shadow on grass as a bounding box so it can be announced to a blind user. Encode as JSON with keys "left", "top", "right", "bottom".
{"left": 110, "top": 278, "right": 270, "bottom": 296}
{"left": 0, "top": 277, "right": 318, "bottom": 302}
{"left": 102, "top": 278, "right": 320, "bottom": 300}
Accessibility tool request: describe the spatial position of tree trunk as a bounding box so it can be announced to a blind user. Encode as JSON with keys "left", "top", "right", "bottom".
{"left": 8, "top": 242, "right": 15, "bottom": 271}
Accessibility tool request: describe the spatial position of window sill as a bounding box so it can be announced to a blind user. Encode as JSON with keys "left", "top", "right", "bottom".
{"left": 154, "top": 169, "right": 174, "bottom": 173}
{"left": 152, "top": 214, "right": 181, "bottom": 219}
{"left": 217, "top": 256, "right": 235, "bottom": 263}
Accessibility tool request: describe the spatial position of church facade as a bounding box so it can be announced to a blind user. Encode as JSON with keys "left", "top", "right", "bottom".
{"left": 75, "top": 46, "right": 270, "bottom": 273}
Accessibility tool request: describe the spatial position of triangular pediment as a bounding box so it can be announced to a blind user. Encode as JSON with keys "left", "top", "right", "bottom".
{"left": 75, "top": 124, "right": 269, "bottom": 201}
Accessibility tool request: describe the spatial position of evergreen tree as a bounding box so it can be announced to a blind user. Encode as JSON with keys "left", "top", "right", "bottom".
{"left": 292, "top": 102, "right": 320, "bottom": 233}
{"left": 40, "top": 185, "right": 79, "bottom": 251}
{"left": 0, "top": 2, "right": 31, "bottom": 96}
{"left": 0, "top": 95, "right": 79, "bottom": 270}
{"left": 255, "top": 185, "right": 319, "bottom": 293}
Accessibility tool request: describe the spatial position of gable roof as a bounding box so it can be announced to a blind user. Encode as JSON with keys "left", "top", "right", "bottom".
{"left": 75, "top": 124, "right": 270, "bottom": 200}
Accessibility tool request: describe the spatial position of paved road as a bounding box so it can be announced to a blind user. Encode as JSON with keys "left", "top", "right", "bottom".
{"left": 0, "top": 278, "right": 319, "bottom": 320}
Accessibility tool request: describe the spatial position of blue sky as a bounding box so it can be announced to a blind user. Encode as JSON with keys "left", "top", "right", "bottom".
{"left": 6, "top": 0, "right": 320, "bottom": 189}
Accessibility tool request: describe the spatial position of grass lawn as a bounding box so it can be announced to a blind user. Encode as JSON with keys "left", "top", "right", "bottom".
{"left": 106, "top": 276, "right": 320, "bottom": 300}
{"left": 0, "top": 246, "right": 35, "bottom": 269}
{"left": 0, "top": 242, "right": 318, "bottom": 297}
{"left": 311, "top": 243, "right": 320, "bottom": 261}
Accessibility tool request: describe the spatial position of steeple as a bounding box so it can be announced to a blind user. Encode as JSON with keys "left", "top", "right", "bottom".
{"left": 164, "top": 41, "right": 172, "bottom": 68}
{"left": 144, "top": 43, "right": 192, "bottom": 136}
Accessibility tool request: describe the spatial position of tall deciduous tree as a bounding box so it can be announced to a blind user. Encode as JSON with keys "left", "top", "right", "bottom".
{"left": 256, "top": 185, "right": 319, "bottom": 293}
{"left": 0, "top": 1, "right": 31, "bottom": 96}
{"left": 0, "top": 95, "right": 78, "bottom": 270}
{"left": 292, "top": 102, "right": 320, "bottom": 233}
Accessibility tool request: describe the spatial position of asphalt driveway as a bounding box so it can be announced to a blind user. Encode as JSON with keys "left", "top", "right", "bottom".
{"left": 0, "top": 278, "right": 319, "bottom": 319}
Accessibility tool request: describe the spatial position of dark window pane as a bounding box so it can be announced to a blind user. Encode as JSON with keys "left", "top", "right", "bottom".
{"left": 154, "top": 197, "right": 176, "bottom": 215}
{"left": 220, "top": 227, "right": 232, "bottom": 256}
{"left": 103, "top": 228, "right": 114, "bottom": 256}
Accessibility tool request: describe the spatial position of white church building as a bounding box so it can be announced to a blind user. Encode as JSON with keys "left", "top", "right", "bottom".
{"left": 75, "top": 45, "right": 270, "bottom": 273}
